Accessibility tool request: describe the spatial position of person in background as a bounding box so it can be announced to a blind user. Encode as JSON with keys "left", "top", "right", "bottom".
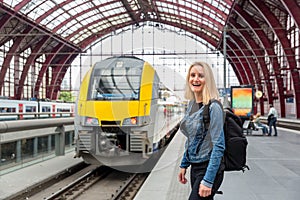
{"left": 253, "top": 113, "right": 268, "bottom": 135}
{"left": 267, "top": 104, "right": 278, "bottom": 136}
{"left": 178, "top": 61, "right": 225, "bottom": 200}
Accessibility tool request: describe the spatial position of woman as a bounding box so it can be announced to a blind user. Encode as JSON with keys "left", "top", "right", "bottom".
{"left": 178, "top": 62, "right": 225, "bottom": 200}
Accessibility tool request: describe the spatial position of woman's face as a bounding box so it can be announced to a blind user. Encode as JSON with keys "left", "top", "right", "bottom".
{"left": 189, "top": 65, "right": 205, "bottom": 94}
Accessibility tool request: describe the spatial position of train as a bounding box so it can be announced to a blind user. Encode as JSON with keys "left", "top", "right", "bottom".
{"left": 74, "top": 56, "right": 184, "bottom": 172}
{"left": 0, "top": 99, "right": 74, "bottom": 120}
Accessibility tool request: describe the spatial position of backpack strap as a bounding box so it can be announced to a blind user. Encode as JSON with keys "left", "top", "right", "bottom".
{"left": 203, "top": 102, "right": 211, "bottom": 131}
{"left": 203, "top": 99, "right": 224, "bottom": 131}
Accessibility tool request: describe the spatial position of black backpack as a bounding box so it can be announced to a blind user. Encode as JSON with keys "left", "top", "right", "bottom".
{"left": 203, "top": 100, "right": 249, "bottom": 172}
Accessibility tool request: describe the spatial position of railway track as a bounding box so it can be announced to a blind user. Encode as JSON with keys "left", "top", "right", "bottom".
{"left": 43, "top": 166, "right": 149, "bottom": 200}
{"left": 12, "top": 162, "right": 149, "bottom": 200}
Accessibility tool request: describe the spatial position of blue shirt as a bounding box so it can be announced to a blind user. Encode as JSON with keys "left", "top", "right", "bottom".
{"left": 180, "top": 100, "right": 225, "bottom": 188}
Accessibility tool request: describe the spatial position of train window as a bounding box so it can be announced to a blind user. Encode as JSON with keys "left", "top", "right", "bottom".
{"left": 89, "top": 59, "right": 143, "bottom": 100}
{"left": 41, "top": 106, "right": 51, "bottom": 112}
{"left": 152, "top": 73, "right": 160, "bottom": 99}
{"left": 57, "top": 108, "right": 71, "bottom": 112}
{"left": 25, "top": 106, "right": 36, "bottom": 112}
{"left": 1, "top": 107, "right": 16, "bottom": 113}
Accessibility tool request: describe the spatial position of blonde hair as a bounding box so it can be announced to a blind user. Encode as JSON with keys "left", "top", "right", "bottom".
{"left": 184, "top": 61, "right": 219, "bottom": 105}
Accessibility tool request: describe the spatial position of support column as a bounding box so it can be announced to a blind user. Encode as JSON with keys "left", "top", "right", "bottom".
{"left": 47, "top": 135, "right": 52, "bottom": 153}
{"left": 55, "top": 126, "right": 65, "bottom": 156}
{"left": 16, "top": 140, "right": 21, "bottom": 163}
{"left": 33, "top": 137, "right": 38, "bottom": 157}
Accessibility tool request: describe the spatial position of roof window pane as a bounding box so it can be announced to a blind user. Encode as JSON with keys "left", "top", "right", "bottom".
{"left": 56, "top": 12, "right": 71, "bottom": 22}
{"left": 4, "top": 0, "right": 23, "bottom": 7}
{"left": 40, "top": 8, "right": 64, "bottom": 26}
{"left": 27, "top": 1, "right": 55, "bottom": 20}
{"left": 53, "top": 0, "right": 65, "bottom": 4}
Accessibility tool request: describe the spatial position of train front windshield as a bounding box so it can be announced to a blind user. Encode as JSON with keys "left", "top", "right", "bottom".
{"left": 88, "top": 58, "right": 143, "bottom": 100}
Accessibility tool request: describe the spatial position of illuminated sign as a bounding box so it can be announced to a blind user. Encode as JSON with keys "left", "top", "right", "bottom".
{"left": 231, "top": 86, "right": 253, "bottom": 117}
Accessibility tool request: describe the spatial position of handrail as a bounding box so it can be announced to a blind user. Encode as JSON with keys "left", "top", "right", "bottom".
{"left": 0, "top": 112, "right": 73, "bottom": 119}
{"left": 0, "top": 117, "right": 74, "bottom": 133}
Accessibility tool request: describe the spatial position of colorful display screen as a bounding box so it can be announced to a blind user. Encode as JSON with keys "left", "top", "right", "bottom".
{"left": 231, "top": 86, "right": 253, "bottom": 117}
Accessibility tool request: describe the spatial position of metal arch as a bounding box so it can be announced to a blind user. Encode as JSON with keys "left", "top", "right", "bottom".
{"left": 227, "top": 41, "right": 252, "bottom": 84}
{"left": 226, "top": 44, "right": 249, "bottom": 85}
{"left": 11, "top": 0, "right": 232, "bottom": 48}
{"left": 79, "top": 18, "right": 219, "bottom": 50}
{"left": 250, "top": 0, "right": 299, "bottom": 118}
{"left": 228, "top": 22, "right": 262, "bottom": 82}
{"left": 120, "top": 0, "right": 141, "bottom": 22}
{"left": 48, "top": 52, "right": 75, "bottom": 99}
{"left": 226, "top": 51, "right": 245, "bottom": 85}
{"left": 229, "top": 32, "right": 260, "bottom": 85}
{"left": 3, "top": 0, "right": 235, "bottom": 57}
{"left": 65, "top": 9, "right": 131, "bottom": 40}
{"left": 77, "top": 20, "right": 133, "bottom": 49}
{"left": 35, "top": 0, "right": 75, "bottom": 23}
{"left": 34, "top": 44, "right": 65, "bottom": 96}
{"left": 157, "top": 0, "right": 225, "bottom": 31}
{"left": 227, "top": 32, "right": 266, "bottom": 114}
{"left": 156, "top": 11, "right": 221, "bottom": 37}
{"left": 13, "top": 0, "right": 31, "bottom": 12}
{"left": 233, "top": 4, "right": 285, "bottom": 117}
{"left": 77, "top": 12, "right": 222, "bottom": 49}
{"left": 1, "top": 3, "right": 80, "bottom": 51}
{"left": 0, "top": 26, "right": 33, "bottom": 94}
{"left": 228, "top": 33, "right": 256, "bottom": 85}
{"left": 51, "top": 2, "right": 117, "bottom": 33}
{"left": 16, "top": 36, "right": 51, "bottom": 99}
{"left": 281, "top": 0, "right": 300, "bottom": 27}
{"left": 50, "top": 53, "right": 77, "bottom": 99}
{"left": 232, "top": 7, "right": 274, "bottom": 98}
{"left": 0, "top": 12, "right": 11, "bottom": 34}
{"left": 229, "top": 20, "right": 267, "bottom": 114}
{"left": 227, "top": 57, "right": 243, "bottom": 84}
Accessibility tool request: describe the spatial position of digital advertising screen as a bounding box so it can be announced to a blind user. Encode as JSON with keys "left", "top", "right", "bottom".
{"left": 231, "top": 86, "right": 254, "bottom": 118}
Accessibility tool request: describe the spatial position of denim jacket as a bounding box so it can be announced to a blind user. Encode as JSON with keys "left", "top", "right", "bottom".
{"left": 180, "top": 100, "right": 225, "bottom": 188}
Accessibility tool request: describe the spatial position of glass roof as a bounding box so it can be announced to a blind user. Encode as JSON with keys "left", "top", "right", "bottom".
{"left": 3, "top": 0, "right": 234, "bottom": 48}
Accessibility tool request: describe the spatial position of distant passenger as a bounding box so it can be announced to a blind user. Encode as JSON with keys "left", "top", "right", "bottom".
{"left": 178, "top": 61, "right": 225, "bottom": 200}
{"left": 253, "top": 113, "right": 268, "bottom": 135}
{"left": 267, "top": 104, "right": 278, "bottom": 136}
{"left": 248, "top": 114, "right": 256, "bottom": 130}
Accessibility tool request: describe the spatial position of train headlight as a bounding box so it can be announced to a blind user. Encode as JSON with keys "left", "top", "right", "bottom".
{"left": 122, "top": 116, "right": 150, "bottom": 126}
{"left": 85, "top": 117, "right": 99, "bottom": 126}
{"left": 123, "top": 117, "right": 137, "bottom": 125}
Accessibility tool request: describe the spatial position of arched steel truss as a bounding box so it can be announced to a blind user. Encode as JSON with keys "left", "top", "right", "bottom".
{"left": 0, "top": 0, "right": 299, "bottom": 118}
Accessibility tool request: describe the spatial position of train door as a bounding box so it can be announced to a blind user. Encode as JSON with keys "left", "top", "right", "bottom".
{"left": 18, "top": 103, "right": 23, "bottom": 119}
{"left": 52, "top": 104, "right": 56, "bottom": 118}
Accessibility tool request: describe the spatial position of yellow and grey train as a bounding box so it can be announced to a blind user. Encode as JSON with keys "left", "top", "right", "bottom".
{"left": 74, "top": 56, "right": 184, "bottom": 172}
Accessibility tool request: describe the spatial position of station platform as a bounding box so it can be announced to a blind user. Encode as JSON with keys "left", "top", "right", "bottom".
{"left": 134, "top": 127, "right": 300, "bottom": 200}
{"left": 1, "top": 127, "right": 299, "bottom": 200}
{"left": 0, "top": 151, "right": 83, "bottom": 200}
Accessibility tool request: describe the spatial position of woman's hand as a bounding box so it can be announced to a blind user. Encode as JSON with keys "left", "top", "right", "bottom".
{"left": 199, "top": 183, "right": 212, "bottom": 197}
{"left": 178, "top": 168, "right": 187, "bottom": 184}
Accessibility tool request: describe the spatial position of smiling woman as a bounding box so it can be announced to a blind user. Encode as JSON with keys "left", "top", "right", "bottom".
{"left": 178, "top": 61, "right": 225, "bottom": 200}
